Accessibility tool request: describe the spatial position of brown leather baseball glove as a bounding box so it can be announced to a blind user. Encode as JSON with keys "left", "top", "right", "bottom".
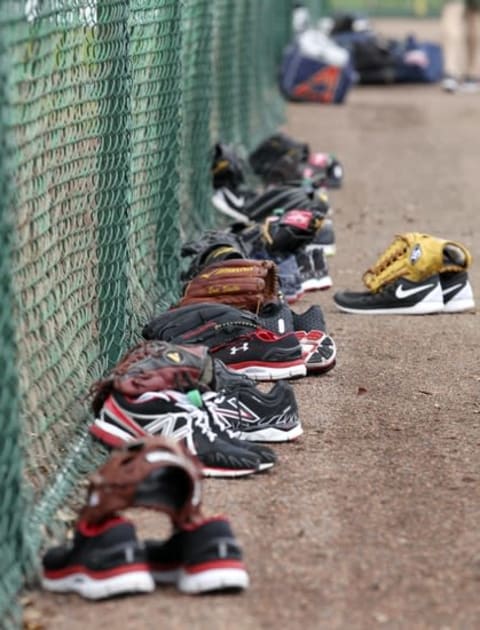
{"left": 178, "top": 258, "right": 280, "bottom": 313}
{"left": 89, "top": 340, "right": 214, "bottom": 415}
{"left": 80, "top": 436, "right": 203, "bottom": 527}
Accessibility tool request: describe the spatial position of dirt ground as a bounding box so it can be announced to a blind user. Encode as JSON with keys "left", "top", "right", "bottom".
{"left": 24, "top": 18, "right": 480, "bottom": 630}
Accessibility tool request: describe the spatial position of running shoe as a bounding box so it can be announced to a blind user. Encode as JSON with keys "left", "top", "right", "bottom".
{"left": 89, "top": 390, "right": 265, "bottom": 478}
{"left": 276, "top": 254, "right": 305, "bottom": 304}
{"left": 296, "top": 330, "right": 337, "bottom": 374}
{"left": 312, "top": 217, "right": 336, "bottom": 256}
{"left": 42, "top": 517, "right": 155, "bottom": 600}
{"left": 440, "top": 270, "right": 475, "bottom": 313}
{"left": 146, "top": 516, "right": 249, "bottom": 594}
{"left": 296, "top": 245, "right": 332, "bottom": 291}
{"left": 212, "top": 328, "right": 306, "bottom": 380}
{"left": 333, "top": 274, "right": 444, "bottom": 315}
{"left": 202, "top": 379, "right": 302, "bottom": 442}
{"left": 258, "top": 301, "right": 327, "bottom": 336}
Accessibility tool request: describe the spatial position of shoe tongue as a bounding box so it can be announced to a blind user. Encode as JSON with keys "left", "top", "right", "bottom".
{"left": 443, "top": 244, "right": 466, "bottom": 266}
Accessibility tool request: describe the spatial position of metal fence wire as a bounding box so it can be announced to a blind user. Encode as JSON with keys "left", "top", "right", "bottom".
{"left": 0, "top": 0, "right": 291, "bottom": 625}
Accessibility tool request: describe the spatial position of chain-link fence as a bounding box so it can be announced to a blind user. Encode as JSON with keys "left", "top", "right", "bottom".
{"left": 0, "top": 1, "right": 291, "bottom": 626}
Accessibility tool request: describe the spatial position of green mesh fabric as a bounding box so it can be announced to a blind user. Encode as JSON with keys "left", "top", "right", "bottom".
{"left": 0, "top": 0, "right": 292, "bottom": 621}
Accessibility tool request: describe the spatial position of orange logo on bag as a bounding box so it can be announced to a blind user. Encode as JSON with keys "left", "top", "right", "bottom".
{"left": 292, "top": 66, "right": 341, "bottom": 103}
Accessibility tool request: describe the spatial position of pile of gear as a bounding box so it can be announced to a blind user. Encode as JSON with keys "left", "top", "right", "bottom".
{"left": 39, "top": 124, "right": 476, "bottom": 603}
{"left": 211, "top": 132, "right": 343, "bottom": 302}
{"left": 42, "top": 437, "right": 250, "bottom": 599}
{"left": 40, "top": 131, "right": 346, "bottom": 600}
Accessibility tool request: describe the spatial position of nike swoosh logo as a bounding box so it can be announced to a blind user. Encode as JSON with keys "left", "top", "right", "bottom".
{"left": 442, "top": 283, "right": 463, "bottom": 296}
{"left": 223, "top": 188, "right": 245, "bottom": 209}
{"left": 395, "top": 283, "right": 436, "bottom": 299}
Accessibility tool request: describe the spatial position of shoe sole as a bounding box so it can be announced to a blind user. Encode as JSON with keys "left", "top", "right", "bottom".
{"left": 200, "top": 465, "right": 261, "bottom": 478}
{"left": 226, "top": 362, "right": 307, "bottom": 381}
{"left": 302, "top": 276, "right": 333, "bottom": 292}
{"left": 42, "top": 570, "right": 155, "bottom": 600}
{"left": 177, "top": 567, "right": 250, "bottom": 594}
{"left": 307, "top": 357, "right": 336, "bottom": 374}
{"left": 319, "top": 244, "right": 336, "bottom": 257}
{"left": 334, "top": 300, "right": 444, "bottom": 315}
{"left": 91, "top": 421, "right": 264, "bottom": 478}
{"left": 443, "top": 298, "right": 476, "bottom": 313}
{"left": 236, "top": 423, "right": 303, "bottom": 443}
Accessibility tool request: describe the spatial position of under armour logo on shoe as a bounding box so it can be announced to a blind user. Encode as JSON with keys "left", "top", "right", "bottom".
{"left": 229, "top": 342, "right": 249, "bottom": 355}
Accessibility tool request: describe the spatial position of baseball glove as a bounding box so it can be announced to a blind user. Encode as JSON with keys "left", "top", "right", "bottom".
{"left": 249, "top": 133, "right": 309, "bottom": 183}
{"left": 180, "top": 229, "right": 248, "bottom": 282}
{"left": 90, "top": 340, "right": 214, "bottom": 415}
{"left": 142, "top": 302, "right": 261, "bottom": 349}
{"left": 261, "top": 206, "right": 326, "bottom": 255}
{"left": 80, "top": 436, "right": 203, "bottom": 527}
{"left": 178, "top": 258, "right": 280, "bottom": 313}
{"left": 363, "top": 232, "right": 472, "bottom": 292}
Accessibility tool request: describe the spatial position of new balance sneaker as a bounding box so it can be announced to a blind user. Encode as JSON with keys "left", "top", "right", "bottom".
{"left": 42, "top": 517, "right": 155, "bottom": 600}
{"left": 296, "top": 245, "right": 332, "bottom": 292}
{"left": 312, "top": 218, "right": 336, "bottom": 256}
{"left": 202, "top": 379, "right": 302, "bottom": 442}
{"left": 146, "top": 516, "right": 249, "bottom": 594}
{"left": 296, "top": 330, "right": 337, "bottom": 374}
{"left": 333, "top": 274, "right": 444, "bottom": 315}
{"left": 440, "top": 271, "right": 475, "bottom": 313}
{"left": 90, "top": 391, "right": 264, "bottom": 478}
{"left": 211, "top": 328, "right": 307, "bottom": 380}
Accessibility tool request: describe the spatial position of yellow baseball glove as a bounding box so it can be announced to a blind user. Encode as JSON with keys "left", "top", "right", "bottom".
{"left": 363, "top": 233, "right": 472, "bottom": 292}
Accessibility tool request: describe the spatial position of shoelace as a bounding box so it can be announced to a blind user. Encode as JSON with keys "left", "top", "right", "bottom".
{"left": 167, "top": 391, "right": 218, "bottom": 444}
{"left": 202, "top": 390, "right": 243, "bottom": 437}
{"left": 192, "top": 414, "right": 217, "bottom": 443}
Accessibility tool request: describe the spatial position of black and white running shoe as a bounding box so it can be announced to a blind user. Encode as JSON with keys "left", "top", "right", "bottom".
{"left": 42, "top": 517, "right": 155, "bottom": 600}
{"left": 296, "top": 246, "right": 332, "bottom": 292}
{"left": 211, "top": 188, "right": 250, "bottom": 224}
{"left": 312, "top": 218, "right": 336, "bottom": 257}
{"left": 146, "top": 516, "right": 249, "bottom": 594}
{"left": 333, "top": 274, "right": 444, "bottom": 315}
{"left": 89, "top": 391, "right": 265, "bottom": 478}
{"left": 202, "top": 380, "right": 302, "bottom": 442}
{"left": 440, "top": 271, "right": 475, "bottom": 313}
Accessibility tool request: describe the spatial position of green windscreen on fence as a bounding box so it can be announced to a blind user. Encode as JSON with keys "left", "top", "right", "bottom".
{"left": 0, "top": 0, "right": 293, "bottom": 625}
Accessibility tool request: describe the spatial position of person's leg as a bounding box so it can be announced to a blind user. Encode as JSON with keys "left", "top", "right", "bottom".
{"left": 464, "top": 1, "right": 480, "bottom": 79}
{"left": 441, "top": 0, "right": 466, "bottom": 91}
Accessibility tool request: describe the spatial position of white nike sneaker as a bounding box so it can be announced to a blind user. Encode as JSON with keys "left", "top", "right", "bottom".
{"left": 211, "top": 188, "right": 250, "bottom": 224}
{"left": 333, "top": 274, "right": 444, "bottom": 314}
{"left": 440, "top": 271, "right": 475, "bottom": 313}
